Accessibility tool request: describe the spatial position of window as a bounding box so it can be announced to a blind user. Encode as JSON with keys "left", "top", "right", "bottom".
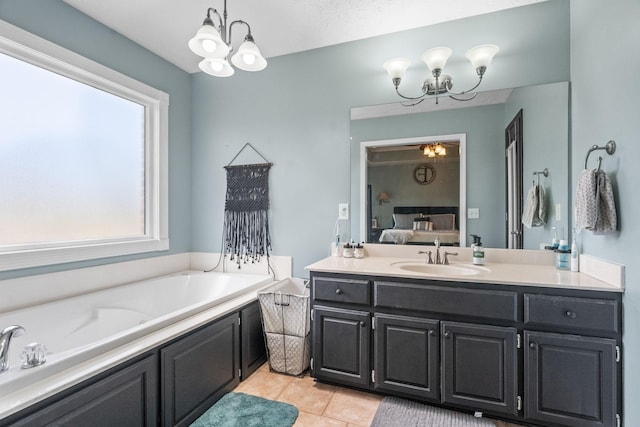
{"left": 0, "top": 20, "right": 169, "bottom": 271}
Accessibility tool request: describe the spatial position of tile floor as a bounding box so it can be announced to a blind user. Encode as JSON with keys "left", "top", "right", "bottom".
{"left": 233, "top": 363, "right": 523, "bottom": 427}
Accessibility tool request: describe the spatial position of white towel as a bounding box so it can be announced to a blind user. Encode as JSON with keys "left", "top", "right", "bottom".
{"left": 522, "top": 184, "right": 546, "bottom": 228}
{"left": 575, "top": 169, "right": 617, "bottom": 234}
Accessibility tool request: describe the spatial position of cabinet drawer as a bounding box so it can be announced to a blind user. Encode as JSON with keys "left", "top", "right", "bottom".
{"left": 312, "top": 277, "right": 370, "bottom": 305}
{"left": 524, "top": 294, "right": 619, "bottom": 333}
{"left": 375, "top": 281, "right": 518, "bottom": 322}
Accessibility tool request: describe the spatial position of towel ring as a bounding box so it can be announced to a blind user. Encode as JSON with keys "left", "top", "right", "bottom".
{"left": 584, "top": 140, "right": 616, "bottom": 170}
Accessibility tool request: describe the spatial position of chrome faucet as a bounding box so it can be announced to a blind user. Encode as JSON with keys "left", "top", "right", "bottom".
{"left": 434, "top": 237, "right": 441, "bottom": 264}
{"left": 0, "top": 325, "right": 25, "bottom": 373}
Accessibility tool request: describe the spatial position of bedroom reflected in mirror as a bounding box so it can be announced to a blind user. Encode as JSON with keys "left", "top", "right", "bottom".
{"left": 362, "top": 135, "right": 465, "bottom": 246}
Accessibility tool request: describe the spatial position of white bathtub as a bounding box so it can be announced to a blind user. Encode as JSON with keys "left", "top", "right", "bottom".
{"left": 0, "top": 270, "right": 273, "bottom": 414}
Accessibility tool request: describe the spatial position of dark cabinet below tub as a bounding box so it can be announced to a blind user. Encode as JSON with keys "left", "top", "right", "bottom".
{"left": 6, "top": 354, "right": 158, "bottom": 427}
{"left": 161, "top": 313, "right": 240, "bottom": 427}
{"left": 240, "top": 301, "right": 267, "bottom": 380}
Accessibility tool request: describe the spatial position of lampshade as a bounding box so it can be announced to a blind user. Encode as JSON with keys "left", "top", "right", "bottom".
{"left": 378, "top": 192, "right": 390, "bottom": 202}
{"left": 465, "top": 44, "right": 499, "bottom": 69}
{"left": 188, "top": 24, "right": 230, "bottom": 59}
{"left": 198, "top": 58, "right": 235, "bottom": 77}
{"left": 231, "top": 39, "right": 267, "bottom": 71}
{"left": 421, "top": 47, "right": 452, "bottom": 71}
{"left": 383, "top": 58, "right": 411, "bottom": 79}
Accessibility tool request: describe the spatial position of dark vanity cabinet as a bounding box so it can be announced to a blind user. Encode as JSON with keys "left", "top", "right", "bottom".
{"left": 309, "top": 272, "right": 622, "bottom": 427}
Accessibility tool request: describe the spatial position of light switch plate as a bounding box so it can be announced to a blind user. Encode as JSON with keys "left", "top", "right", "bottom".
{"left": 468, "top": 208, "right": 480, "bottom": 219}
{"left": 338, "top": 203, "right": 349, "bottom": 220}
{"left": 556, "top": 203, "right": 561, "bottom": 221}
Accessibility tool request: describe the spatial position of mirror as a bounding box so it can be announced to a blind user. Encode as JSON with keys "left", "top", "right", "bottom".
{"left": 350, "top": 81, "right": 569, "bottom": 249}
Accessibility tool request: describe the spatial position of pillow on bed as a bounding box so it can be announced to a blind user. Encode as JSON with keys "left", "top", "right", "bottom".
{"left": 428, "top": 213, "right": 456, "bottom": 230}
{"left": 392, "top": 213, "right": 416, "bottom": 230}
{"left": 413, "top": 220, "right": 433, "bottom": 231}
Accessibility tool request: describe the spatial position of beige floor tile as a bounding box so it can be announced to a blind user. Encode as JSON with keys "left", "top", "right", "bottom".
{"left": 234, "top": 369, "right": 294, "bottom": 400}
{"left": 293, "top": 410, "right": 348, "bottom": 427}
{"left": 276, "top": 375, "right": 339, "bottom": 415}
{"left": 323, "top": 387, "right": 383, "bottom": 426}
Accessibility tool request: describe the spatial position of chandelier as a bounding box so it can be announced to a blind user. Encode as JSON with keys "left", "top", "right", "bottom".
{"left": 383, "top": 45, "right": 499, "bottom": 105}
{"left": 420, "top": 143, "right": 447, "bottom": 157}
{"left": 188, "top": 0, "right": 267, "bottom": 77}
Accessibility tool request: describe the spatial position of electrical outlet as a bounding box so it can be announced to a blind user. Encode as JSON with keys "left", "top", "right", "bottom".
{"left": 338, "top": 203, "right": 349, "bottom": 220}
{"left": 467, "top": 208, "right": 480, "bottom": 219}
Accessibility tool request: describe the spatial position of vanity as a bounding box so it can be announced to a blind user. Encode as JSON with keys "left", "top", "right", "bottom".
{"left": 306, "top": 248, "right": 623, "bottom": 427}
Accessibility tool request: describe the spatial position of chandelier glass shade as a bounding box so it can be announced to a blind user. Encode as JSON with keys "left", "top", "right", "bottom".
{"left": 420, "top": 143, "right": 447, "bottom": 157}
{"left": 189, "top": 2, "right": 267, "bottom": 77}
{"left": 384, "top": 44, "right": 499, "bottom": 105}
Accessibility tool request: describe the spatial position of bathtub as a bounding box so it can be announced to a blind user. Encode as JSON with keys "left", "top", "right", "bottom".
{"left": 0, "top": 270, "right": 273, "bottom": 417}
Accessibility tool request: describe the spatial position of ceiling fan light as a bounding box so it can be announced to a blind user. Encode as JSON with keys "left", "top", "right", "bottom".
{"left": 383, "top": 58, "right": 411, "bottom": 79}
{"left": 421, "top": 47, "right": 452, "bottom": 71}
{"left": 199, "top": 57, "right": 235, "bottom": 77}
{"left": 465, "top": 44, "right": 499, "bottom": 69}
{"left": 188, "top": 24, "right": 229, "bottom": 58}
{"left": 231, "top": 39, "right": 267, "bottom": 71}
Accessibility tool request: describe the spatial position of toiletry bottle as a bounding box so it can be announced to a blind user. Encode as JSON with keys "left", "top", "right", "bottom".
{"left": 354, "top": 243, "right": 365, "bottom": 259}
{"left": 570, "top": 234, "right": 580, "bottom": 272}
{"left": 472, "top": 235, "right": 485, "bottom": 265}
{"left": 343, "top": 243, "right": 354, "bottom": 258}
{"left": 551, "top": 226, "right": 559, "bottom": 250}
{"left": 556, "top": 239, "right": 570, "bottom": 270}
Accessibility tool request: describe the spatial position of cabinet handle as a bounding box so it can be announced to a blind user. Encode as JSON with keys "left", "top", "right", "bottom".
{"left": 335, "top": 288, "right": 343, "bottom": 295}
{"left": 444, "top": 331, "right": 451, "bottom": 338}
{"left": 565, "top": 310, "right": 576, "bottom": 319}
{"left": 360, "top": 321, "right": 366, "bottom": 327}
{"left": 530, "top": 342, "right": 537, "bottom": 349}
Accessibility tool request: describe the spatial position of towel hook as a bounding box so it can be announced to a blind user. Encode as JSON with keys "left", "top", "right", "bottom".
{"left": 584, "top": 140, "right": 616, "bottom": 170}
{"left": 533, "top": 168, "right": 548, "bottom": 186}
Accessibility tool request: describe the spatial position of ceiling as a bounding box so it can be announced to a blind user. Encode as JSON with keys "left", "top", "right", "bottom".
{"left": 63, "top": 0, "right": 544, "bottom": 74}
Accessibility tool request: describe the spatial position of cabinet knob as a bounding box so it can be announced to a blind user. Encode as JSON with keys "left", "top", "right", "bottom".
{"left": 530, "top": 342, "right": 537, "bottom": 349}
{"left": 429, "top": 329, "right": 436, "bottom": 336}
{"left": 360, "top": 321, "right": 366, "bottom": 327}
{"left": 444, "top": 331, "right": 451, "bottom": 338}
{"left": 335, "top": 288, "right": 343, "bottom": 295}
{"left": 565, "top": 310, "right": 576, "bottom": 319}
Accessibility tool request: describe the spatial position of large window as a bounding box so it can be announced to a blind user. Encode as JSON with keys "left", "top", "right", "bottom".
{"left": 0, "top": 20, "right": 169, "bottom": 271}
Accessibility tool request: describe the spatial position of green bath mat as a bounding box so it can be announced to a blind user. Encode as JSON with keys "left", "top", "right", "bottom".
{"left": 190, "top": 392, "right": 298, "bottom": 427}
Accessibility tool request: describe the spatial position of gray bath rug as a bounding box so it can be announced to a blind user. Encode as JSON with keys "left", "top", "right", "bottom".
{"left": 371, "top": 396, "right": 495, "bottom": 427}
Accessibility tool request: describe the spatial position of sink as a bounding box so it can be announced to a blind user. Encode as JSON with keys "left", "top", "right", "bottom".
{"left": 390, "top": 262, "right": 490, "bottom": 276}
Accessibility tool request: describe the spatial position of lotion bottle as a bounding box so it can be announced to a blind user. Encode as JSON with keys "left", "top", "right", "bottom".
{"left": 472, "top": 235, "right": 485, "bottom": 265}
{"left": 570, "top": 233, "right": 580, "bottom": 272}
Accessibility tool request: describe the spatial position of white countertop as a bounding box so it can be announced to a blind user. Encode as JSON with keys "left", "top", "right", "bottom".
{"left": 305, "top": 255, "right": 623, "bottom": 292}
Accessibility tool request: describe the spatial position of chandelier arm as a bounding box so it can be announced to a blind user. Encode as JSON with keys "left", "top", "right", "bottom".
{"left": 443, "top": 75, "right": 483, "bottom": 96}
{"left": 229, "top": 20, "right": 252, "bottom": 46}
{"left": 448, "top": 92, "right": 479, "bottom": 102}
{"left": 401, "top": 98, "right": 425, "bottom": 107}
{"left": 394, "top": 86, "right": 428, "bottom": 101}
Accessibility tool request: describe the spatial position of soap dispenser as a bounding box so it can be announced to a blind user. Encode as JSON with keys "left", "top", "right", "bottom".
{"left": 471, "top": 235, "right": 485, "bottom": 265}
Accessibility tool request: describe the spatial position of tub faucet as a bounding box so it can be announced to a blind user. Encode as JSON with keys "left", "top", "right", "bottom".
{"left": 0, "top": 325, "right": 25, "bottom": 373}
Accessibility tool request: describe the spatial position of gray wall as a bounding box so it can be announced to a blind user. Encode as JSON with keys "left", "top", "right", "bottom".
{"left": 192, "top": 1, "right": 571, "bottom": 270}
{"left": 570, "top": 0, "right": 640, "bottom": 423}
{"left": 0, "top": 0, "right": 192, "bottom": 281}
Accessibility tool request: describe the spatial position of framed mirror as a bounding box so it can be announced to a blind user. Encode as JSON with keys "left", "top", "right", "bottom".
{"left": 350, "top": 82, "right": 569, "bottom": 249}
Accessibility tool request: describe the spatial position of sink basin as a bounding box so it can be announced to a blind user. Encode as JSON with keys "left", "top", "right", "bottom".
{"left": 390, "top": 262, "right": 490, "bottom": 276}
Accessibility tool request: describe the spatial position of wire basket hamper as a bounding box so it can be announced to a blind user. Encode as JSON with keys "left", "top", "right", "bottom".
{"left": 258, "top": 278, "right": 310, "bottom": 375}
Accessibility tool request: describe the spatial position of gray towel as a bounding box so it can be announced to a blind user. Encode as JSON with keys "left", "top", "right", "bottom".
{"left": 522, "top": 184, "right": 546, "bottom": 228}
{"left": 575, "top": 169, "right": 617, "bottom": 234}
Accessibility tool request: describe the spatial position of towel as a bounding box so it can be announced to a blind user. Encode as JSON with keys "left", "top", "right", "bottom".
{"left": 522, "top": 184, "right": 546, "bottom": 228}
{"left": 575, "top": 169, "right": 617, "bottom": 234}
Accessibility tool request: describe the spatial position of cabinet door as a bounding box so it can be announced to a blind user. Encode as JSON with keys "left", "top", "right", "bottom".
{"left": 374, "top": 314, "right": 439, "bottom": 401}
{"left": 312, "top": 306, "right": 370, "bottom": 388}
{"left": 8, "top": 354, "right": 157, "bottom": 427}
{"left": 161, "top": 314, "right": 240, "bottom": 427}
{"left": 241, "top": 301, "right": 267, "bottom": 380}
{"left": 525, "top": 331, "right": 617, "bottom": 427}
{"left": 441, "top": 321, "right": 518, "bottom": 416}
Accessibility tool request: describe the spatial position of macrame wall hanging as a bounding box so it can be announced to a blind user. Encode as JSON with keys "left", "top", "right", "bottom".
{"left": 223, "top": 143, "right": 273, "bottom": 268}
